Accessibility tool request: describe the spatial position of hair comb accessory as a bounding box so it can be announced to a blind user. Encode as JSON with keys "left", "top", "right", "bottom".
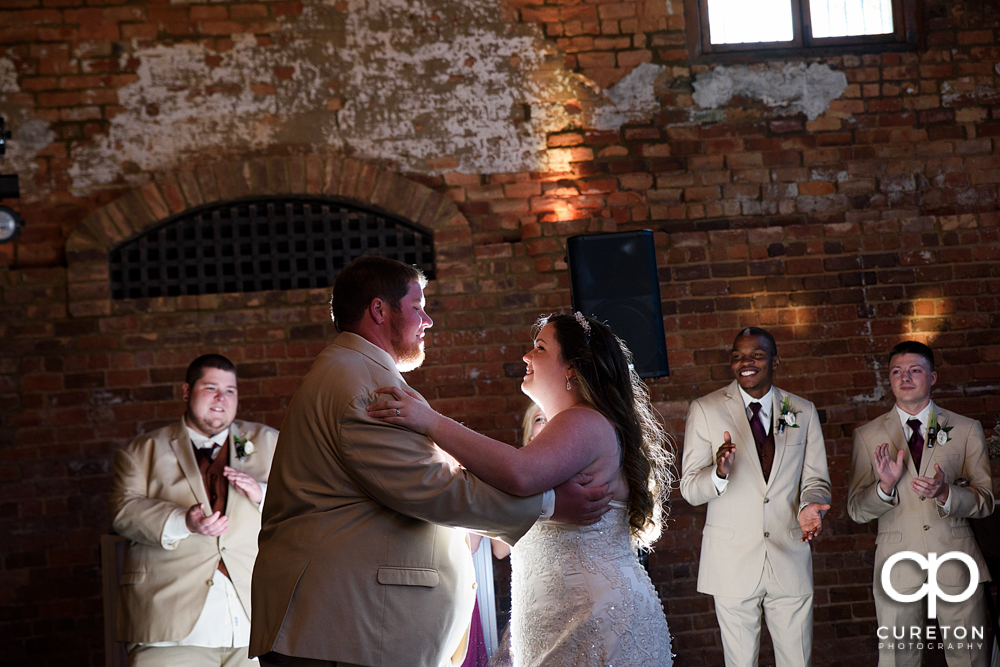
{"left": 573, "top": 311, "right": 592, "bottom": 336}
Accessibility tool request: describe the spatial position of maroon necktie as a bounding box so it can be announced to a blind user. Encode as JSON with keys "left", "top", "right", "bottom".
{"left": 907, "top": 418, "right": 924, "bottom": 471}
{"left": 749, "top": 402, "right": 774, "bottom": 481}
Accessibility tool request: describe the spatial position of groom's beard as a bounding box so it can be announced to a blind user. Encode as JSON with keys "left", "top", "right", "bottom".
{"left": 390, "top": 309, "right": 425, "bottom": 373}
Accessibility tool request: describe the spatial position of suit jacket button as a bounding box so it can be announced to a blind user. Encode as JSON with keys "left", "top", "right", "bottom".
{"left": 763, "top": 498, "right": 769, "bottom": 503}
{"left": 763, "top": 532, "right": 770, "bottom": 538}
{"left": 207, "top": 580, "right": 214, "bottom": 586}
{"left": 923, "top": 525, "right": 930, "bottom": 531}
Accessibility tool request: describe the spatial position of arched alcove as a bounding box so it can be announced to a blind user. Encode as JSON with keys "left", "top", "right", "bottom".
{"left": 64, "top": 156, "right": 472, "bottom": 317}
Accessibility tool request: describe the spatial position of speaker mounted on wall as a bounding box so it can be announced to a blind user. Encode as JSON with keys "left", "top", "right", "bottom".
{"left": 567, "top": 230, "right": 669, "bottom": 379}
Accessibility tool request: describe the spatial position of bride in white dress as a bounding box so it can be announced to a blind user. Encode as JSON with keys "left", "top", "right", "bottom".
{"left": 369, "top": 313, "right": 674, "bottom": 666}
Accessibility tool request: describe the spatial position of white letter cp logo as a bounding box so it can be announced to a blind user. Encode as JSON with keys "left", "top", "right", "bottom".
{"left": 882, "top": 551, "right": 979, "bottom": 619}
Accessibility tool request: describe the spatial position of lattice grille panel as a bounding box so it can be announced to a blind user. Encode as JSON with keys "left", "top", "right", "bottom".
{"left": 110, "top": 197, "right": 435, "bottom": 299}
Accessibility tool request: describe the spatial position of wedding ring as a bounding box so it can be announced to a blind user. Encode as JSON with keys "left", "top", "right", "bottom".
{"left": 396, "top": 409, "right": 400, "bottom": 416}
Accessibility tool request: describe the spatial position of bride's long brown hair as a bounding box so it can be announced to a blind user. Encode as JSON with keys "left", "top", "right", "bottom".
{"left": 537, "top": 314, "right": 675, "bottom": 549}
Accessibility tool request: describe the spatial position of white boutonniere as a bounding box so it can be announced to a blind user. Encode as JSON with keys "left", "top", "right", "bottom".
{"left": 234, "top": 435, "right": 255, "bottom": 460}
{"left": 926, "top": 410, "right": 953, "bottom": 448}
{"left": 777, "top": 396, "right": 801, "bottom": 434}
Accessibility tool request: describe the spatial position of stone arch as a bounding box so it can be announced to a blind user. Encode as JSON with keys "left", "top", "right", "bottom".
{"left": 64, "top": 156, "right": 472, "bottom": 317}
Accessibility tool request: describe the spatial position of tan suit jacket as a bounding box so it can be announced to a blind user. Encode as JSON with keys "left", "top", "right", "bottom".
{"left": 847, "top": 403, "right": 993, "bottom": 593}
{"left": 249, "top": 332, "right": 542, "bottom": 667}
{"left": 680, "top": 381, "right": 832, "bottom": 598}
{"left": 109, "top": 419, "right": 278, "bottom": 642}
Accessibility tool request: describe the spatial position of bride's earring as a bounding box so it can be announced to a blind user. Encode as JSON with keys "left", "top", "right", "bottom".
{"left": 566, "top": 377, "right": 572, "bottom": 391}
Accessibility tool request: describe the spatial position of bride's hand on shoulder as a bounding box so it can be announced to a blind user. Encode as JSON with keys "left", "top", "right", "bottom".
{"left": 367, "top": 386, "right": 439, "bottom": 436}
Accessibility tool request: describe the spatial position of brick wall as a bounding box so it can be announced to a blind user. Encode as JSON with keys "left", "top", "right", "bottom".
{"left": 2, "top": 0, "right": 1000, "bottom": 665}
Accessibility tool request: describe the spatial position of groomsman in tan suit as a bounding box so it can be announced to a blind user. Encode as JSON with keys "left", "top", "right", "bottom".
{"left": 848, "top": 340, "right": 993, "bottom": 667}
{"left": 110, "top": 354, "right": 279, "bottom": 667}
{"left": 681, "top": 327, "right": 832, "bottom": 667}
{"left": 249, "top": 256, "right": 609, "bottom": 667}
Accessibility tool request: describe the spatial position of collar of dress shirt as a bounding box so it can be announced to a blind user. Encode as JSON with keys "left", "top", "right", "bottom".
{"left": 737, "top": 384, "right": 774, "bottom": 425}
{"left": 183, "top": 416, "right": 229, "bottom": 452}
{"left": 895, "top": 401, "right": 933, "bottom": 439}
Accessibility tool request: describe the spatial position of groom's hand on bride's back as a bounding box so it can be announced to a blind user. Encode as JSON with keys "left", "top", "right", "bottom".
{"left": 550, "top": 473, "right": 613, "bottom": 525}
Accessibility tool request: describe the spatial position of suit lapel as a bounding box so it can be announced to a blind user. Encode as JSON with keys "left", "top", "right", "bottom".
{"left": 884, "top": 411, "right": 916, "bottom": 478}
{"left": 224, "top": 423, "right": 250, "bottom": 515}
{"left": 724, "top": 381, "right": 764, "bottom": 481}
{"left": 766, "top": 388, "right": 788, "bottom": 490}
{"left": 226, "top": 423, "right": 238, "bottom": 467}
{"left": 169, "top": 420, "right": 212, "bottom": 509}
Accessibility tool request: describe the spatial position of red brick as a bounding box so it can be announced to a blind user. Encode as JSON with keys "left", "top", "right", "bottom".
{"left": 37, "top": 90, "right": 80, "bottom": 106}
{"left": 272, "top": 2, "right": 304, "bottom": 17}
{"left": 576, "top": 51, "right": 615, "bottom": 68}
{"left": 798, "top": 181, "right": 836, "bottom": 196}
{"left": 617, "top": 49, "right": 651, "bottom": 67}
{"left": 957, "top": 30, "right": 994, "bottom": 45}
{"left": 560, "top": 6, "right": 596, "bottom": 23}
{"left": 20, "top": 76, "right": 58, "bottom": 90}
{"left": 190, "top": 5, "right": 228, "bottom": 19}
{"left": 38, "top": 57, "right": 77, "bottom": 74}
{"left": 598, "top": 2, "right": 635, "bottom": 19}
{"left": 919, "top": 64, "right": 955, "bottom": 78}
{"left": 867, "top": 98, "right": 902, "bottom": 113}
{"left": 199, "top": 20, "right": 244, "bottom": 34}
{"left": 79, "top": 23, "right": 119, "bottom": 40}
{"left": 521, "top": 6, "right": 559, "bottom": 22}
{"left": 230, "top": 4, "right": 268, "bottom": 19}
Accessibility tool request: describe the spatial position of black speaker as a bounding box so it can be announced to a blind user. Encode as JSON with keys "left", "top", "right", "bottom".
{"left": 567, "top": 230, "right": 669, "bottom": 379}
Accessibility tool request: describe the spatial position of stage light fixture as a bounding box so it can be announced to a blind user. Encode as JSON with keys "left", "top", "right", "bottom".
{"left": 0, "top": 206, "right": 23, "bottom": 243}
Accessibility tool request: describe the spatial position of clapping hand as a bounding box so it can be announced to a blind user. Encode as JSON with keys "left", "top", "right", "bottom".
{"left": 912, "top": 463, "right": 949, "bottom": 503}
{"left": 224, "top": 466, "right": 263, "bottom": 505}
{"left": 185, "top": 503, "right": 228, "bottom": 536}
{"left": 873, "top": 443, "right": 904, "bottom": 497}
{"left": 715, "top": 431, "right": 736, "bottom": 478}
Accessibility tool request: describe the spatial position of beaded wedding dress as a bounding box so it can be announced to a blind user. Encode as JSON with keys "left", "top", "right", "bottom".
{"left": 509, "top": 500, "right": 673, "bottom": 667}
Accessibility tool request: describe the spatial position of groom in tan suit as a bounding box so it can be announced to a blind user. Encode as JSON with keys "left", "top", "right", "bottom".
{"left": 680, "top": 327, "right": 831, "bottom": 667}
{"left": 110, "top": 354, "right": 278, "bottom": 666}
{"left": 848, "top": 340, "right": 993, "bottom": 667}
{"left": 250, "top": 256, "right": 610, "bottom": 667}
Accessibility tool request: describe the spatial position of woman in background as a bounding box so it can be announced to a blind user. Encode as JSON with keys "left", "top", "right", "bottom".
{"left": 521, "top": 402, "right": 547, "bottom": 447}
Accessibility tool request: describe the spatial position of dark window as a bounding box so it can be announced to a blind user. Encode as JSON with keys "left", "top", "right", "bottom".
{"left": 109, "top": 196, "right": 435, "bottom": 300}
{"left": 683, "top": 0, "right": 921, "bottom": 61}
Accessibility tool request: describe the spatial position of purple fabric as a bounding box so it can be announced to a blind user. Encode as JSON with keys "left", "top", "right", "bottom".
{"left": 748, "top": 402, "right": 774, "bottom": 481}
{"left": 461, "top": 598, "right": 489, "bottom": 667}
{"left": 907, "top": 418, "right": 924, "bottom": 471}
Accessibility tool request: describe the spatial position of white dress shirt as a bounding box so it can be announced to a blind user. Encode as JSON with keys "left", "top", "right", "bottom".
{"left": 539, "top": 490, "right": 555, "bottom": 519}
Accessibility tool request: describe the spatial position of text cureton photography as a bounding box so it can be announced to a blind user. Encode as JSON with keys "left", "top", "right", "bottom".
{"left": 876, "top": 550, "right": 986, "bottom": 655}
{"left": 877, "top": 624, "right": 985, "bottom": 653}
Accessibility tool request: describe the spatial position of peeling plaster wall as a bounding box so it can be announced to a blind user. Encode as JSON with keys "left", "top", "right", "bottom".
{"left": 0, "top": 60, "right": 53, "bottom": 187}
{"left": 591, "top": 62, "right": 666, "bottom": 130}
{"left": 46, "top": 0, "right": 667, "bottom": 197}
{"left": 691, "top": 62, "right": 848, "bottom": 121}
{"left": 66, "top": 37, "right": 327, "bottom": 193}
